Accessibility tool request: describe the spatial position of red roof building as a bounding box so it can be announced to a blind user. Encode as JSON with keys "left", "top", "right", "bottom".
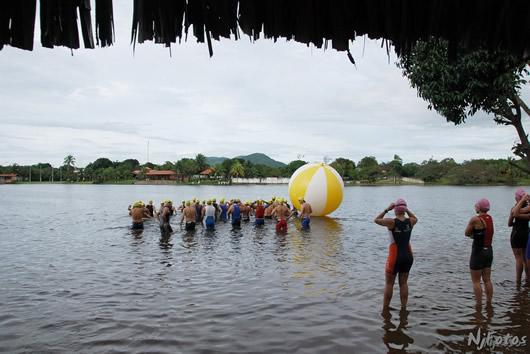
{"left": 0, "top": 173, "right": 17, "bottom": 184}
{"left": 145, "top": 170, "right": 177, "bottom": 180}
{"left": 200, "top": 168, "right": 215, "bottom": 176}
{"left": 132, "top": 167, "right": 152, "bottom": 177}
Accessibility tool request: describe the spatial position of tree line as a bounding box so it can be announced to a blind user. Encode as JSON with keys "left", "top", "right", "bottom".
{"left": 1, "top": 154, "right": 529, "bottom": 185}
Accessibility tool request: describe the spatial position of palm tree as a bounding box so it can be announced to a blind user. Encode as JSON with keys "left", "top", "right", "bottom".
{"left": 64, "top": 155, "right": 76, "bottom": 169}
{"left": 63, "top": 154, "right": 76, "bottom": 181}
{"left": 229, "top": 160, "right": 245, "bottom": 178}
{"left": 195, "top": 153, "right": 208, "bottom": 172}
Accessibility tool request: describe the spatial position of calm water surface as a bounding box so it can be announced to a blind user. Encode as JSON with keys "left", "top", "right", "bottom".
{"left": 1, "top": 185, "right": 529, "bottom": 353}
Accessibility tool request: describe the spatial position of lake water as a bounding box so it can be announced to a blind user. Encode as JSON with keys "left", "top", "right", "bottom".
{"left": 1, "top": 184, "right": 529, "bottom": 353}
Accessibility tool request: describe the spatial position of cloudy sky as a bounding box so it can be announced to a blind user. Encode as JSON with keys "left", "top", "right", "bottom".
{"left": 1, "top": 2, "right": 529, "bottom": 167}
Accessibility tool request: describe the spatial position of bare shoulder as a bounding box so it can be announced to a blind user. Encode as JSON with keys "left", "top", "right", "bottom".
{"left": 468, "top": 215, "right": 480, "bottom": 224}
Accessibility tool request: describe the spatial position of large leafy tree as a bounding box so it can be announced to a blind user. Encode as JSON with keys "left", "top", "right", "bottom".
{"left": 119, "top": 159, "right": 140, "bottom": 170}
{"left": 175, "top": 158, "right": 198, "bottom": 176}
{"left": 399, "top": 39, "right": 530, "bottom": 168}
{"left": 386, "top": 154, "right": 403, "bottom": 182}
{"left": 416, "top": 158, "right": 458, "bottom": 183}
{"left": 330, "top": 158, "right": 356, "bottom": 179}
{"left": 283, "top": 160, "right": 307, "bottom": 176}
{"left": 195, "top": 154, "right": 208, "bottom": 172}
{"left": 357, "top": 156, "right": 380, "bottom": 182}
{"left": 89, "top": 157, "right": 113, "bottom": 170}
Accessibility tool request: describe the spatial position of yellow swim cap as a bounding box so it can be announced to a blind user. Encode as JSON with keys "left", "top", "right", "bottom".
{"left": 133, "top": 201, "right": 143, "bottom": 208}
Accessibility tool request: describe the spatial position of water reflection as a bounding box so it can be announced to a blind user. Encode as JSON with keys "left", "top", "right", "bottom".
{"left": 273, "top": 232, "right": 288, "bottom": 263}
{"left": 433, "top": 285, "right": 530, "bottom": 352}
{"left": 202, "top": 228, "right": 218, "bottom": 253}
{"left": 181, "top": 230, "right": 198, "bottom": 249}
{"left": 381, "top": 308, "right": 414, "bottom": 352}
{"left": 290, "top": 217, "right": 345, "bottom": 294}
{"left": 435, "top": 305, "right": 494, "bottom": 352}
{"left": 499, "top": 287, "right": 530, "bottom": 351}
{"left": 159, "top": 233, "right": 173, "bottom": 251}
{"left": 130, "top": 228, "right": 143, "bottom": 240}
{"left": 230, "top": 228, "right": 243, "bottom": 252}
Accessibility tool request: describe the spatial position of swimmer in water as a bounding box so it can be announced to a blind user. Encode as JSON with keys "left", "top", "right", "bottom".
{"left": 241, "top": 201, "right": 251, "bottom": 222}
{"left": 212, "top": 198, "right": 220, "bottom": 221}
{"left": 159, "top": 200, "right": 173, "bottom": 234}
{"left": 195, "top": 200, "right": 204, "bottom": 224}
{"left": 219, "top": 198, "right": 228, "bottom": 223}
{"left": 264, "top": 199, "right": 276, "bottom": 219}
{"left": 374, "top": 199, "right": 418, "bottom": 309}
{"left": 181, "top": 201, "right": 197, "bottom": 231}
{"left": 272, "top": 199, "right": 292, "bottom": 233}
{"left": 465, "top": 198, "right": 494, "bottom": 306}
{"left": 298, "top": 198, "right": 312, "bottom": 230}
{"left": 228, "top": 199, "right": 242, "bottom": 228}
{"left": 202, "top": 200, "right": 216, "bottom": 231}
{"left": 254, "top": 200, "right": 265, "bottom": 226}
{"left": 129, "top": 201, "right": 150, "bottom": 230}
{"left": 508, "top": 189, "right": 530, "bottom": 285}
{"left": 146, "top": 200, "right": 155, "bottom": 217}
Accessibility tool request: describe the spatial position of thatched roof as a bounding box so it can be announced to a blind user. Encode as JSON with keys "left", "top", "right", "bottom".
{"left": 1, "top": 0, "right": 114, "bottom": 51}
{"left": 1, "top": 0, "right": 529, "bottom": 59}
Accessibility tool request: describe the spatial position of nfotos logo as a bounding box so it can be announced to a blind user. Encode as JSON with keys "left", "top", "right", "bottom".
{"left": 467, "top": 328, "right": 527, "bottom": 350}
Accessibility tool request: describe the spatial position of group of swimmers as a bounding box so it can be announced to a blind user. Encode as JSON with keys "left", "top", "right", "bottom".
{"left": 129, "top": 189, "right": 530, "bottom": 309}
{"left": 375, "top": 188, "right": 530, "bottom": 310}
{"left": 128, "top": 196, "right": 313, "bottom": 234}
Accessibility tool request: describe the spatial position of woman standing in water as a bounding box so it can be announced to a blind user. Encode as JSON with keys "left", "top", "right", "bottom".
{"left": 465, "top": 198, "right": 494, "bottom": 306}
{"left": 508, "top": 189, "right": 530, "bottom": 285}
{"left": 374, "top": 199, "right": 418, "bottom": 309}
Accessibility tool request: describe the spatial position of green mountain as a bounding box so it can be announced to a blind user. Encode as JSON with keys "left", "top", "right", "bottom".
{"left": 206, "top": 153, "right": 286, "bottom": 168}
{"left": 236, "top": 153, "right": 286, "bottom": 168}
{"left": 205, "top": 156, "right": 228, "bottom": 166}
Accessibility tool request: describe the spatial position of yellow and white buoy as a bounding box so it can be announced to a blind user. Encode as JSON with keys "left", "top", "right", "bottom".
{"left": 288, "top": 163, "right": 344, "bottom": 216}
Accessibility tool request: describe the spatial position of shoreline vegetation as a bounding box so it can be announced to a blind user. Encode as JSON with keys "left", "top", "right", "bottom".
{"left": 2, "top": 153, "right": 530, "bottom": 186}
{"left": 10, "top": 180, "right": 530, "bottom": 186}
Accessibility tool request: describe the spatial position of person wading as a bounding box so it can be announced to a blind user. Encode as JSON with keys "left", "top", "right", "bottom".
{"left": 374, "top": 199, "right": 418, "bottom": 310}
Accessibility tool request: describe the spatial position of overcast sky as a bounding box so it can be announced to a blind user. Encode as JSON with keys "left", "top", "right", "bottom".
{"left": 1, "top": 2, "right": 529, "bottom": 167}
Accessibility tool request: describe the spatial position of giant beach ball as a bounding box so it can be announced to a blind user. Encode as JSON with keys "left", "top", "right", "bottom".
{"left": 288, "top": 163, "right": 344, "bottom": 216}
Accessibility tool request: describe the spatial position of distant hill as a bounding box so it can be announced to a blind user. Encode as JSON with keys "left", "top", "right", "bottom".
{"left": 205, "top": 156, "right": 228, "bottom": 166}
{"left": 206, "top": 153, "right": 286, "bottom": 168}
{"left": 236, "top": 153, "right": 286, "bottom": 168}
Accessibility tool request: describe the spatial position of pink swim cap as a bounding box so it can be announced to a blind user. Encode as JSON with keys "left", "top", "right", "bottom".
{"left": 475, "top": 198, "right": 490, "bottom": 212}
{"left": 515, "top": 188, "right": 526, "bottom": 202}
{"left": 394, "top": 198, "right": 407, "bottom": 213}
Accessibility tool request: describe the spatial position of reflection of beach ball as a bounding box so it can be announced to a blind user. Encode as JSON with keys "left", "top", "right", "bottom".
{"left": 288, "top": 163, "right": 344, "bottom": 216}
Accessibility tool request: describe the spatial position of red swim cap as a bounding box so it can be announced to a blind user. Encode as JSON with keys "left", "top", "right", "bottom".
{"left": 395, "top": 198, "right": 407, "bottom": 213}
{"left": 515, "top": 188, "right": 526, "bottom": 202}
{"left": 475, "top": 198, "right": 490, "bottom": 212}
